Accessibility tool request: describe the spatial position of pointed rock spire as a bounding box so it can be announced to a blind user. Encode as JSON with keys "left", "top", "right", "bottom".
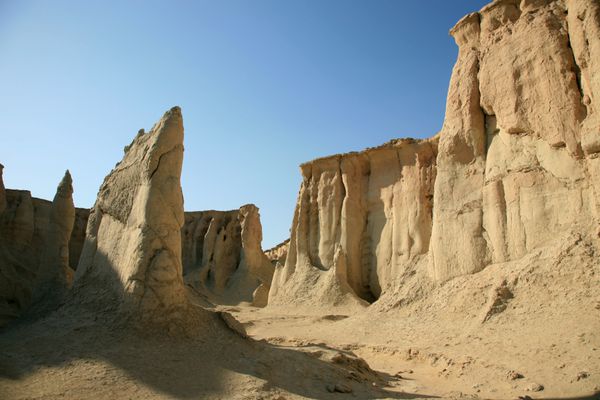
{"left": 73, "top": 107, "right": 190, "bottom": 326}
{"left": 32, "top": 170, "right": 76, "bottom": 305}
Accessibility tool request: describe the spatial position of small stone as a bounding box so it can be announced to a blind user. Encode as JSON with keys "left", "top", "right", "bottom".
{"left": 507, "top": 370, "right": 524, "bottom": 380}
{"left": 326, "top": 384, "right": 335, "bottom": 393}
{"left": 517, "top": 396, "right": 532, "bottom": 400}
{"left": 526, "top": 383, "right": 544, "bottom": 392}
{"left": 576, "top": 371, "right": 589, "bottom": 381}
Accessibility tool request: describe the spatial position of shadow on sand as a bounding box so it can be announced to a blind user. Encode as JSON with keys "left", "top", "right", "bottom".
{"left": 0, "top": 250, "right": 434, "bottom": 400}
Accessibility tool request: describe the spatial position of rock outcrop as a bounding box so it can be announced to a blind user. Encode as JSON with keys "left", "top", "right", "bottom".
{"left": 72, "top": 107, "right": 192, "bottom": 326}
{"left": 265, "top": 239, "right": 289, "bottom": 267}
{"left": 0, "top": 172, "right": 77, "bottom": 325}
{"left": 269, "top": 138, "right": 438, "bottom": 308}
{"left": 182, "top": 204, "right": 274, "bottom": 306}
{"left": 0, "top": 164, "right": 6, "bottom": 214}
{"left": 31, "top": 171, "right": 76, "bottom": 305}
{"left": 430, "top": 0, "right": 600, "bottom": 281}
{"left": 269, "top": 0, "right": 600, "bottom": 308}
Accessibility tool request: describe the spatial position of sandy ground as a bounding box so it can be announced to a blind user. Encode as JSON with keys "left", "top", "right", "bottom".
{"left": 1, "top": 234, "right": 599, "bottom": 400}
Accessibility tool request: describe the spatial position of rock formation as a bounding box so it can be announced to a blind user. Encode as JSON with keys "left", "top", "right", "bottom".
{"left": 0, "top": 164, "right": 6, "bottom": 215}
{"left": 31, "top": 171, "right": 76, "bottom": 305}
{"left": 269, "top": 138, "right": 438, "bottom": 308}
{"left": 71, "top": 107, "right": 199, "bottom": 328}
{"left": 265, "top": 239, "right": 289, "bottom": 267}
{"left": 430, "top": 0, "right": 600, "bottom": 281}
{"left": 182, "top": 204, "right": 274, "bottom": 306}
{"left": 0, "top": 172, "right": 77, "bottom": 325}
{"left": 269, "top": 0, "right": 600, "bottom": 308}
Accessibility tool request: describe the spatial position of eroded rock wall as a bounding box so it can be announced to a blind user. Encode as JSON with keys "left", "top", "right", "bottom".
{"left": 182, "top": 204, "right": 274, "bottom": 306}
{"left": 430, "top": 0, "right": 600, "bottom": 281}
{"left": 269, "top": 138, "right": 438, "bottom": 308}
{"left": 0, "top": 173, "right": 76, "bottom": 325}
{"left": 269, "top": 0, "right": 600, "bottom": 308}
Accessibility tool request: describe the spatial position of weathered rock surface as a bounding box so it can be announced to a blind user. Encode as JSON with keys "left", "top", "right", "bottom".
{"left": 269, "top": 138, "right": 438, "bottom": 308}
{"left": 72, "top": 107, "right": 193, "bottom": 326}
{"left": 430, "top": 0, "right": 600, "bottom": 281}
{"left": 0, "top": 172, "right": 77, "bottom": 325}
{"left": 182, "top": 204, "right": 274, "bottom": 306}
{"left": 269, "top": 0, "right": 600, "bottom": 308}
{"left": 265, "top": 239, "right": 289, "bottom": 267}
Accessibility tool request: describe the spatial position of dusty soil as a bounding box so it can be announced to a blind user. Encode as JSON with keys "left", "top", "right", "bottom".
{"left": 1, "top": 234, "right": 599, "bottom": 400}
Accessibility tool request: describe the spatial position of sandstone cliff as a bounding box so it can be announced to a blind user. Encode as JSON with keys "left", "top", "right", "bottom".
{"left": 269, "top": 138, "right": 438, "bottom": 308}
{"left": 182, "top": 204, "right": 274, "bottom": 306}
{"left": 269, "top": 0, "right": 600, "bottom": 308}
{"left": 430, "top": 0, "right": 600, "bottom": 281}
{"left": 71, "top": 107, "right": 195, "bottom": 329}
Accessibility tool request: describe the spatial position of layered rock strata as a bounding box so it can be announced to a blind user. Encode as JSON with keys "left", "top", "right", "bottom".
{"left": 72, "top": 107, "right": 191, "bottom": 325}
{"left": 269, "top": 138, "right": 438, "bottom": 307}
{"left": 182, "top": 204, "right": 274, "bottom": 306}
{"left": 269, "top": 0, "right": 600, "bottom": 307}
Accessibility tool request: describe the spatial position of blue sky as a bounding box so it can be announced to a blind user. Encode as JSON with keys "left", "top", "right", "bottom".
{"left": 0, "top": 0, "right": 489, "bottom": 248}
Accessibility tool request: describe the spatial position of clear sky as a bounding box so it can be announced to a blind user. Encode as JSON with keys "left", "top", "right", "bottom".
{"left": 0, "top": 0, "right": 489, "bottom": 249}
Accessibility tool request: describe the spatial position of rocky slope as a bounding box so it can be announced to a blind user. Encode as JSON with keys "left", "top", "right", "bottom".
{"left": 269, "top": 0, "right": 600, "bottom": 308}
{"left": 182, "top": 205, "right": 274, "bottom": 306}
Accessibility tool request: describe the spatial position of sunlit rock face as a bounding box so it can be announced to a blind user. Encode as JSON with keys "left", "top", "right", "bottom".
{"left": 269, "top": 0, "right": 600, "bottom": 308}
{"left": 182, "top": 204, "right": 274, "bottom": 306}
{"left": 430, "top": 0, "right": 600, "bottom": 281}
{"left": 269, "top": 138, "right": 438, "bottom": 308}
{"left": 72, "top": 107, "right": 191, "bottom": 325}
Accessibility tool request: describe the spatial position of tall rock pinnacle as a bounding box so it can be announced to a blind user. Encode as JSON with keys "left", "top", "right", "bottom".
{"left": 32, "top": 170, "right": 76, "bottom": 305}
{"left": 73, "top": 107, "right": 189, "bottom": 324}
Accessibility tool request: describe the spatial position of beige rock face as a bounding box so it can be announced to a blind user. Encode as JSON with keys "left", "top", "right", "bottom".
{"left": 269, "top": 138, "right": 438, "bottom": 308}
{"left": 270, "top": 0, "right": 600, "bottom": 307}
{"left": 72, "top": 107, "right": 190, "bottom": 324}
{"left": 182, "top": 204, "right": 274, "bottom": 306}
{"left": 430, "top": 0, "right": 599, "bottom": 281}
